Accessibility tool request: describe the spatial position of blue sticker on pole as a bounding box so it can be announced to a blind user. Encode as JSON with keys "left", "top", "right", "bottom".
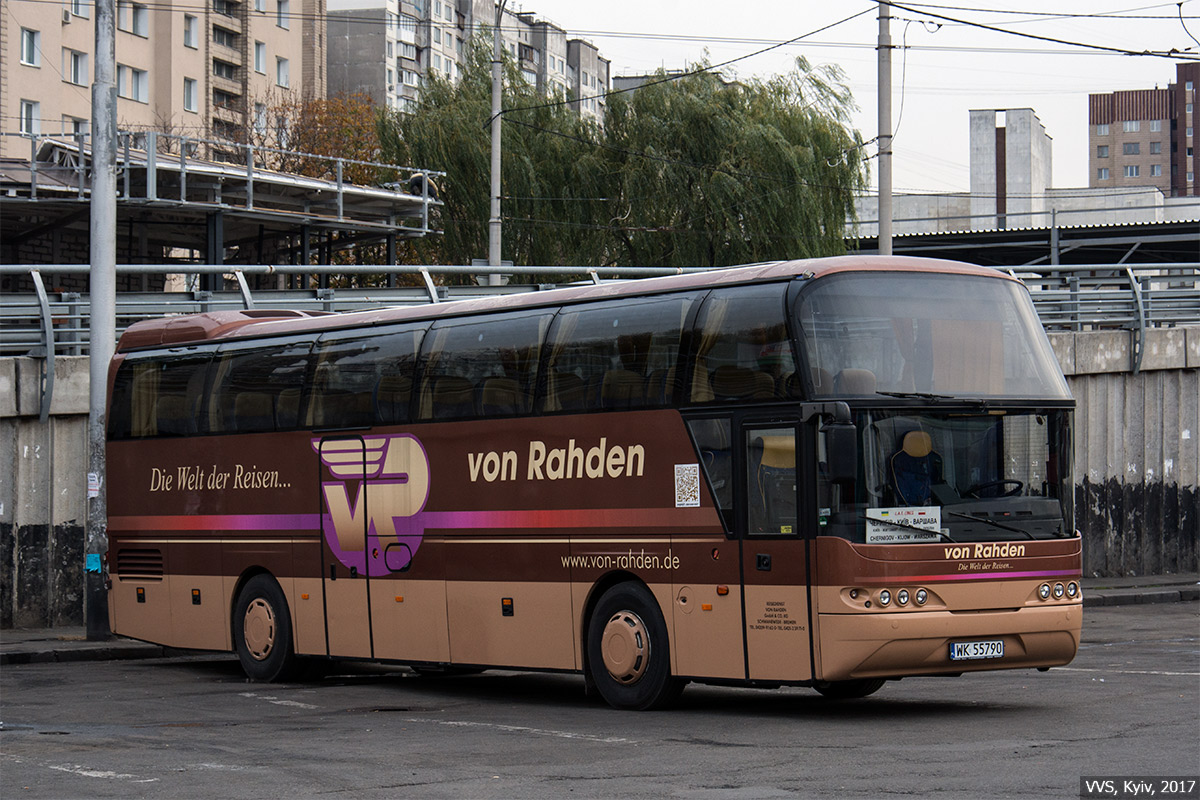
{"left": 86, "top": 553, "right": 102, "bottom": 574}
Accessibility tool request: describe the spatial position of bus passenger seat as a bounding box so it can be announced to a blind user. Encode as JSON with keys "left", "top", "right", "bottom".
{"left": 600, "top": 370, "right": 644, "bottom": 409}
{"left": 432, "top": 376, "right": 475, "bottom": 419}
{"left": 811, "top": 367, "right": 833, "bottom": 394}
{"left": 374, "top": 375, "right": 412, "bottom": 424}
{"left": 276, "top": 387, "right": 301, "bottom": 428}
{"left": 480, "top": 377, "right": 524, "bottom": 416}
{"left": 234, "top": 392, "right": 275, "bottom": 432}
{"left": 833, "top": 368, "right": 877, "bottom": 395}
{"left": 547, "top": 372, "right": 585, "bottom": 412}
{"left": 711, "top": 366, "right": 775, "bottom": 400}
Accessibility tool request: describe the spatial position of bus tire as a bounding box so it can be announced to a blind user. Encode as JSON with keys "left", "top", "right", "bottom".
{"left": 233, "top": 574, "right": 297, "bottom": 682}
{"left": 586, "top": 582, "right": 681, "bottom": 710}
{"left": 814, "top": 678, "right": 885, "bottom": 699}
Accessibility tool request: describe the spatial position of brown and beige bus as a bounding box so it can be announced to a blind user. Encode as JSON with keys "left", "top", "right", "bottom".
{"left": 105, "top": 255, "right": 1082, "bottom": 710}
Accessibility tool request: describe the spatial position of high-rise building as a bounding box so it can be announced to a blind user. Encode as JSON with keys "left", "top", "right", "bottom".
{"left": 1088, "top": 62, "right": 1199, "bottom": 197}
{"left": 326, "top": 1, "right": 607, "bottom": 121}
{"left": 1, "top": 0, "right": 326, "bottom": 158}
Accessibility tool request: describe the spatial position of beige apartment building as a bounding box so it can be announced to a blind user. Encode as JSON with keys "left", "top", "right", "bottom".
{"left": 1, "top": 0, "right": 326, "bottom": 159}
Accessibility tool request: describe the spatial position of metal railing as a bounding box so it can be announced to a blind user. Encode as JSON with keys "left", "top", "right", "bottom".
{"left": 2, "top": 262, "right": 1198, "bottom": 419}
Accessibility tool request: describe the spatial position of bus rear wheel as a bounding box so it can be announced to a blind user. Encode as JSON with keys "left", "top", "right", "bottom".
{"left": 233, "top": 574, "right": 298, "bottom": 682}
{"left": 586, "top": 582, "right": 682, "bottom": 710}
{"left": 814, "top": 678, "right": 886, "bottom": 699}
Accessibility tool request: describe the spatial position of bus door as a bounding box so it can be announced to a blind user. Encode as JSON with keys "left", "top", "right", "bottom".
{"left": 739, "top": 421, "right": 814, "bottom": 683}
{"left": 316, "top": 435, "right": 374, "bottom": 659}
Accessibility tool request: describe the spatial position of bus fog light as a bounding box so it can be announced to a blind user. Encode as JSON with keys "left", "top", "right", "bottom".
{"left": 1067, "top": 582, "right": 1078, "bottom": 598}
{"left": 1038, "top": 584, "right": 1051, "bottom": 600}
{"left": 897, "top": 589, "right": 909, "bottom": 606}
{"left": 915, "top": 588, "right": 928, "bottom": 605}
{"left": 1053, "top": 583, "right": 1065, "bottom": 599}
{"left": 878, "top": 590, "right": 891, "bottom": 606}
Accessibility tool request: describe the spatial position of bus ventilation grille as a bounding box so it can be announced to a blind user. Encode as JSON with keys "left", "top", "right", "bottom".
{"left": 116, "top": 548, "right": 164, "bottom": 580}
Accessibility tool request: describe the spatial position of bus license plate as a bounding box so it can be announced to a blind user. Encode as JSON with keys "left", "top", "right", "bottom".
{"left": 949, "top": 640, "right": 1004, "bottom": 661}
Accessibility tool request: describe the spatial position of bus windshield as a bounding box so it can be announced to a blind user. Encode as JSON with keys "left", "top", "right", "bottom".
{"left": 796, "top": 272, "right": 1071, "bottom": 400}
{"left": 820, "top": 409, "right": 1073, "bottom": 543}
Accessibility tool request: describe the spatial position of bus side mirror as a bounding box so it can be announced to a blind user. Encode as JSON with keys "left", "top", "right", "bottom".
{"left": 824, "top": 423, "right": 857, "bottom": 484}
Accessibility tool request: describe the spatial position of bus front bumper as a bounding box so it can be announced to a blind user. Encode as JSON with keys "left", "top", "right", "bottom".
{"left": 817, "top": 603, "right": 1082, "bottom": 682}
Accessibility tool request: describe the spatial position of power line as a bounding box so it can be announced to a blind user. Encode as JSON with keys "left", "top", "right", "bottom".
{"left": 883, "top": 0, "right": 1200, "bottom": 59}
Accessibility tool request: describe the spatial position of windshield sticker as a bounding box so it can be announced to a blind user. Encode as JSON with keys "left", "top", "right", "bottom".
{"left": 865, "top": 506, "right": 942, "bottom": 543}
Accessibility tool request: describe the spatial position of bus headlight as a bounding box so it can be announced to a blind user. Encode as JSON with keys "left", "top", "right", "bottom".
{"left": 1053, "top": 583, "right": 1065, "bottom": 599}
{"left": 1066, "top": 582, "right": 1079, "bottom": 598}
{"left": 915, "top": 588, "right": 928, "bottom": 606}
{"left": 897, "top": 589, "right": 909, "bottom": 606}
{"left": 878, "top": 590, "right": 891, "bottom": 607}
{"left": 1039, "top": 584, "right": 1051, "bottom": 600}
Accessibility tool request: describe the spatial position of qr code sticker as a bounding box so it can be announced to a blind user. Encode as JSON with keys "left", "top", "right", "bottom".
{"left": 675, "top": 463, "right": 700, "bottom": 507}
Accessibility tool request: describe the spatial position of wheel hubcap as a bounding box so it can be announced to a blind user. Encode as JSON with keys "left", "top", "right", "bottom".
{"left": 601, "top": 610, "right": 649, "bottom": 685}
{"left": 243, "top": 598, "right": 275, "bottom": 661}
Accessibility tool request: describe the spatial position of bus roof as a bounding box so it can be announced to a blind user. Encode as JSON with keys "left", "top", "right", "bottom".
{"left": 115, "top": 255, "right": 1013, "bottom": 352}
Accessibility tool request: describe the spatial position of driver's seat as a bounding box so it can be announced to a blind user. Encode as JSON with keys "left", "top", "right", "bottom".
{"left": 890, "top": 431, "right": 943, "bottom": 506}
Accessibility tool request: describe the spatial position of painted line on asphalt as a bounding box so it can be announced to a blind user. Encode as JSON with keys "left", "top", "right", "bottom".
{"left": 1055, "top": 667, "right": 1200, "bottom": 676}
{"left": 238, "top": 691, "right": 319, "bottom": 709}
{"left": 403, "top": 716, "right": 634, "bottom": 743}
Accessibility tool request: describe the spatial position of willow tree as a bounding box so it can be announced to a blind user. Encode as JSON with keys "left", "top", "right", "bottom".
{"left": 380, "top": 42, "right": 865, "bottom": 270}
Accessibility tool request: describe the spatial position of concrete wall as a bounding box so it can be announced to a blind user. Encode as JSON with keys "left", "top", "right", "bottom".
{"left": 1049, "top": 327, "right": 1200, "bottom": 578}
{"left": 2, "top": 332, "right": 1197, "bottom": 627}
{"left": 0, "top": 357, "right": 89, "bottom": 629}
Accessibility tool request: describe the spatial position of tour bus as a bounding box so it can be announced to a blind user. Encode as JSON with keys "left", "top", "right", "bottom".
{"left": 105, "top": 255, "right": 1082, "bottom": 710}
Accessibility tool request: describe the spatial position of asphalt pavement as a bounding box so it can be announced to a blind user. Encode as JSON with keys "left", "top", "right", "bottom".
{"left": 2, "top": 573, "right": 1195, "bottom": 666}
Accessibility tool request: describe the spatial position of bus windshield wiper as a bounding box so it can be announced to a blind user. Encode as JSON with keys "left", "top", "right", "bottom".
{"left": 943, "top": 510, "right": 1033, "bottom": 539}
{"left": 858, "top": 514, "right": 957, "bottom": 543}
{"left": 876, "top": 391, "right": 957, "bottom": 401}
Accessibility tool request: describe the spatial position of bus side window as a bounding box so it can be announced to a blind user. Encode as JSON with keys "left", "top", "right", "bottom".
{"left": 109, "top": 354, "right": 212, "bottom": 439}
{"left": 687, "top": 418, "right": 733, "bottom": 530}
{"left": 417, "top": 311, "right": 551, "bottom": 421}
{"left": 541, "top": 294, "right": 699, "bottom": 413}
{"left": 746, "top": 428, "right": 798, "bottom": 535}
{"left": 310, "top": 326, "right": 426, "bottom": 429}
{"left": 210, "top": 342, "right": 312, "bottom": 434}
{"left": 689, "top": 284, "right": 797, "bottom": 405}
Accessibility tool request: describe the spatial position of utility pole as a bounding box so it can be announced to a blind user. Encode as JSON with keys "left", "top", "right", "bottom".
{"left": 487, "top": 0, "right": 508, "bottom": 286}
{"left": 86, "top": 0, "right": 117, "bottom": 640}
{"left": 877, "top": 1, "right": 893, "bottom": 256}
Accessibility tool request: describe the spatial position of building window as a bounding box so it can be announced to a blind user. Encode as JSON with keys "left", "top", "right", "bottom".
{"left": 1122, "top": 142, "right": 1140, "bottom": 155}
{"left": 254, "top": 103, "right": 268, "bottom": 133}
{"left": 1097, "top": 145, "right": 1109, "bottom": 158}
{"left": 1150, "top": 119, "right": 1162, "bottom": 132}
{"left": 1097, "top": 167, "right": 1110, "bottom": 180}
{"left": 254, "top": 41, "right": 267, "bottom": 73}
{"left": 184, "top": 77, "right": 198, "bottom": 112}
{"left": 255, "top": 0, "right": 265, "bottom": 9}
{"left": 1189, "top": 147, "right": 1195, "bottom": 157}
{"left": 19, "top": 100, "right": 40, "bottom": 135}
{"left": 64, "top": 49, "right": 89, "bottom": 85}
{"left": 1122, "top": 120, "right": 1140, "bottom": 133}
{"left": 214, "top": 0, "right": 236, "bottom": 16}
{"left": 184, "top": 15, "right": 198, "bottom": 47}
{"left": 1189, "top": 127, "right": 1194, "bottom": 138}
{"left": 277, "top": 0, "right": 290, "bottom": 29}
{"left": 1189, "top": 172, "right": 1195, "bottom": 182}
{"left": 1188, "top": 103, "right": 1194, "bottom": 114}
{"left": 1123, "top": 165, "right": 1139, "bottom": 178}
{"left": 214, "top": 59, "right": 237, "bottom": 80}
{"left": 71, "top": 0, "right": 91, "bottom": 17}
{"left": 276, "top": 57, "right": 290, "bottom": 87}
{"left": 1150, "top": 164, "right": 1162, "bottom": 177}
{"left": 401, "top": 43, "right": 416, "bottom": 59}
{"left": 117, "top": 64, "right": 149, "bottom": 102}
{"left": 62, "top": 116, "right": 90, "bottom": 136}
{"left": 213, "top": 26, "right": 237, "bottom": 48}
{"left": 1150, "top": 141, "right": 1161, "bottom": 154}
{"left": 20, "top": 28, "right": 40, "bottom": 66}
{"left": 1096, "top": 123, "right": 1109, "bottom": 135}
{"left": 120, "top": 2, "right": 149, "bottom": 36}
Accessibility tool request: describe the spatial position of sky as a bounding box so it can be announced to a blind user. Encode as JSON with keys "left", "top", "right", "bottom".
{"left": 523, "top": 0, "right": 1198, "bottom": 195}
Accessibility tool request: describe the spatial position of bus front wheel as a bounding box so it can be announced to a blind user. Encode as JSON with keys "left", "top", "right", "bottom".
{"left": 586, "top": 582, "right": 682, "bottom": 710}
{"left": 814, "top": 679, "right": 886, "bottom": 699}
{"left": 233, "top": 574, "right": 298, "bottom": 682}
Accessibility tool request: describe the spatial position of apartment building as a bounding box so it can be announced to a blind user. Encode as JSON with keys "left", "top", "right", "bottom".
{"left": 1088, "top": 62, "right": 1199, "bottom": 197}
{"left": 1, "top": 0, "right": 326, "bottom": 158}
{"left": 327, "top": 0, "right": 607, "bottom": 122}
